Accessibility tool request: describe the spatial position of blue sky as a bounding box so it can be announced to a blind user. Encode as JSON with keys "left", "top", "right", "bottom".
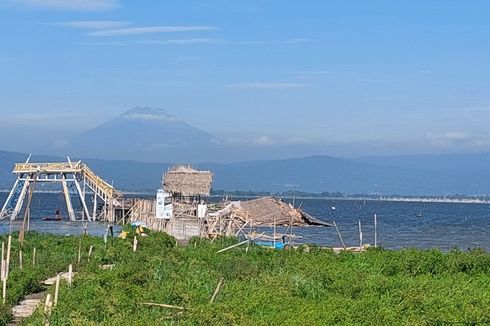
{"left": 1, "top": 0, "right": 490, "bottom": 158}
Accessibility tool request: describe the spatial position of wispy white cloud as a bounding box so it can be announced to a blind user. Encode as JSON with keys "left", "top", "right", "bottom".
{"left": 88, "top": 25, "right": 219, "bottom": 37}
{"left": 49, "top": 20, "right": 129, "bottom": 30}
{"left": 16, "top": 0, "right": 118, "bottom": 11}
{"left": 228, "top": 82, "right": 310, "bottom": 90}
{"left": 425, "top": 131, "right": 490, "bottom": 147}
{"left": 252, "top": 136, "right": 276, "bottom": 146}
{"left": 237, "top": 38, "right": 317, "bottom": 45}
{"left": 78, "top": 41, "right": 130, "bottom": 46}
{"left": 123, "top": 113, "right": 177, "bottom": 121}
{"left": 80, "top": 38, "right": 222, "bottom": 47}
{"left": 282, "top": 38, "right": 317, "bottom": 44}
{"left": 136, "top": 38, "right": 223, "bottom": 45}
{"left": 222, "top": 136, "right": 312, "bottom": 147}
{"left": 296, "top": 70, "right": 331, "bottom": 75}
{"left": 295, "top": 70, "right": 331, "bottom": 80}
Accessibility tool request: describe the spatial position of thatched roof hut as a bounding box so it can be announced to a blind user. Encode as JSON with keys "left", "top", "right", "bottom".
{"left": 163, "top": 165, "right": 213, "bottom": 197}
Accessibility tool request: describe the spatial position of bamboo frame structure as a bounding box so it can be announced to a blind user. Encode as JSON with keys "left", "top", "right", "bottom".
{"left": 0, "top": 156, "right": 123, "bottom": 222}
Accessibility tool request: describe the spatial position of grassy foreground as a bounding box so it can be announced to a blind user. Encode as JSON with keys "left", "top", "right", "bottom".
{"left": 0, "top": 231, "right": 486, "bottom": 325}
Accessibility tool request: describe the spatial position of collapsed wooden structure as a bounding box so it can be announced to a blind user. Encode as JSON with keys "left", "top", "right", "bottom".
{"left": 205, "top": 197, "right": 333, "bottom": 239}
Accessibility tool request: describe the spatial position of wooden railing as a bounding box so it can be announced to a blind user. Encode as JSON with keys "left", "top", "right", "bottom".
{"left": 12, "top": 162, "right": 122, "bottom": 199}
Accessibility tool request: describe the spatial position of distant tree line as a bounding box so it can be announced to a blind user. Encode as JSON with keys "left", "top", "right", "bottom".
{"left": 210, "top": 189, "right": 490, "bottom": 201}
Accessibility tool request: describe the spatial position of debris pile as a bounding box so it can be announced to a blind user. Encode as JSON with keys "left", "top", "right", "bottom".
{"left": 210, "top": 197, "right": 332, "bottom": 227}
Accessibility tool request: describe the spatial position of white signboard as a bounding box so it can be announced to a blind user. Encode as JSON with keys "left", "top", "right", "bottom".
{"left": 156, "top": 189, "right": 172, "bottom": 220}
{"left": 197, "top": 204, "right": 207, "bottom": 219}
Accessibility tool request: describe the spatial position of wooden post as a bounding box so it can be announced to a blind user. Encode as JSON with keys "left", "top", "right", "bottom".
{"left": 68, "top": 264, "right": 73, "bottom": 287}
{"left": 2, "top": 278, "right": 6, "bottom": 304}
{"left": 210, "top": 277, "right": 224, "bottom": 304}
{"left": 358, "top": 220, "right": 363, "bottom": 248}
{"left": 32, "top": 247, "right": 36, "bottom": 267}
{"left": 374, "top": 214, "right": 378, "bottom": 248}
{"left": 1, "top": 242, "right": 4, "bottom": 280}
{"left": 44, "top": 293, "right": 52, "bottom": 315}
{"left": 333, "top": 221, "right": 347, "bottom": 249}
{"left": 19, "top": 251, "right": 23, "bottom": 270}
{"left": 44, "top": 293, "right": 52, "bottom": 326}
{"left": 133, "top": 236, "right": 138, "bottom": 252}
{"left": 273, "top": 215, "right": 276, "bottom": 249}
{"left": 77, "top": 239, "right": 82, "bottom": 264}
{"left": 54, "top": 274, "right": 60, "bottom": 306}
{"left": 61, "top": 175, "right": 76, "bottom": 221}
{"left": 6, "top": 235, "right": 11, "bottom": 279}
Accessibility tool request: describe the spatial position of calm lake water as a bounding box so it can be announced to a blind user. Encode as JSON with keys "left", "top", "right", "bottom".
{"left": 0, "top": 192, "right": 489, "bottom": 250}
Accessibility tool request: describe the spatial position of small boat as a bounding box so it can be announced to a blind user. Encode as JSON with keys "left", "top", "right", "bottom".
{"left": 416, "top": 211, "right": 423, "bottom": 217}
{"left": 253, "top": 241, "right": 285, "bottom": 249}
{"left": 42, "top": 217, "right": 63, "bottom": 221}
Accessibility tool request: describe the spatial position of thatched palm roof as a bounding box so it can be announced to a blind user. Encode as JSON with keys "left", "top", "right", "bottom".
{"left": 163, "top": 165, "right": 213, "bottom": 197}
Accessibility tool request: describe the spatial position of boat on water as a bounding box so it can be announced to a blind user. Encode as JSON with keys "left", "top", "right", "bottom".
{"left": 253, "top": 241, "right": 286, "bottom": 249}
{"left": 416, "top": 211, "right": 423, "bottom": 217}
{"left": 43, "top": 209, "right": 63, "bottom": 221}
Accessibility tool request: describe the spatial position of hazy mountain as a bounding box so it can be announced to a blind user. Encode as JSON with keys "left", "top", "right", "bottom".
{"left": 67, "top": 107, "right": 219, "bottom": 162}
{"left": 2, "top": 150, "right": 490, "bottom": 196}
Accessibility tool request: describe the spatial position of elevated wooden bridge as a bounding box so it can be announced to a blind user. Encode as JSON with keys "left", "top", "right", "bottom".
{"left": 0, "top": 156, "right": 123, "bottom": 222}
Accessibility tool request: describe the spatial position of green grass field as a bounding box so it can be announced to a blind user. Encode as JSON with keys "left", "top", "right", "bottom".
{"left": 0, "top": 231, "right": 488, "bottom": 325}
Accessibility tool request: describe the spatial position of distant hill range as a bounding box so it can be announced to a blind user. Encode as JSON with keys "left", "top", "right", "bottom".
{"left": 2, "top": 150, "right": 490, "bottom": 196}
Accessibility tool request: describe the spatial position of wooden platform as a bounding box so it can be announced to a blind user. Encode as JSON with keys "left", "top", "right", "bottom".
{"left": 8, "top": 291, "right": 46, "bottom": 325}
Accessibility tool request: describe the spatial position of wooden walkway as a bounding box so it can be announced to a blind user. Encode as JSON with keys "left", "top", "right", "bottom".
{"left": 8, "top": 272, "right": 74, "bottom": 325}
{"left": 8, "top": 291, "right": 45, "bottom": 325}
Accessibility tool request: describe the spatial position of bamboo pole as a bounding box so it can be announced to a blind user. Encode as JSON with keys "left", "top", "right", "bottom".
{"left": 77, "top": 239, "right": 82, "bottom": 264}
{"left": 6, "top": 235, "right": 11, "bottom": 279}
{"left": 217, "top": 240, "right": 249, "bottom": 253}
{"left": 32, "top": 247, "right": 36, "bottom": 267}
{"left": 374, "top": 214, "right": 378, "bottom": 248}
{"left": 210, "top": 277, "right": 224, "bottom": 304}
{"left": 140, "top": 302, "right": 184, "bottom": 310}
{"left": 273, "top": 215, "right": 276, "bottom": 249}
{"left": 1, "top": 242, "right": 4, "bottom": 280}
{"left": 2, "top": 278, "right": 6, "bottom": 304}
{"left": 54, "top": 274, "right": 60, "bottom": 306}
{"left": 216, "top": 239, "right": 250, "bottom": 254}
{"left": 44, "top": 293, "right": 52, "bottom": 314}
{"left": 217, "top": 233, "right": 265, "bottom": 254}
{"left": 19, "top": 251, "right": 23, "bottom": 270}
{"left": 333, "top": 221, "right": 347, "bottom": 250}
{"left": 133, "top": 236, "right": 138, "bottom": 252}
{"left": 68, "top": 264, "right": 73, "bottom": 287}
{"left": 358, "top": 220, "right": 363, "bottom": 248}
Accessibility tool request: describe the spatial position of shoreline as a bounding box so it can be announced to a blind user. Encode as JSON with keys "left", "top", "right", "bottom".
{"left": 1, "top": 189, "right": 489, "bottom": 204}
